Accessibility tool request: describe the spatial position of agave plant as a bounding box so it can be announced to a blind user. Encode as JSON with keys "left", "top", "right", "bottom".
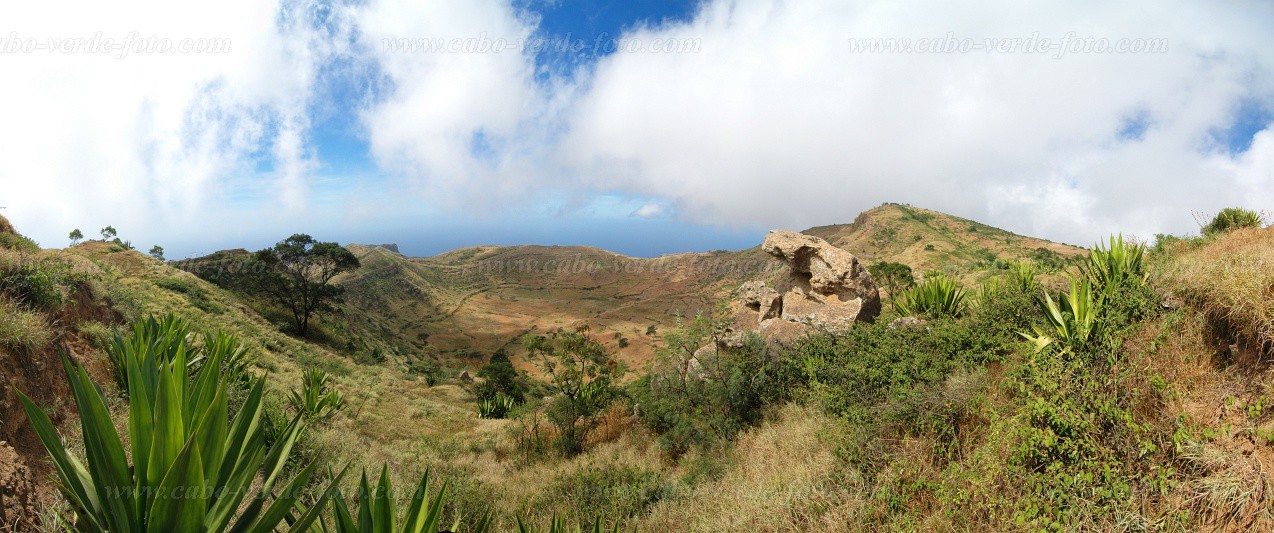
{"left": 289, "top": 368, "right": 346, "bottom": 423}
{"left": 315, "top": 466, "right": 490, "bottom": 533}
{"left": 200, "top": 328, "right": 251, "bottom": 382}
{"left": 107, "top": 314, "right": 194, "bottom": 390}
{"left": 1008, "top": 261, "right": 1039, "bottom": 290}
{"left": 516, "top": 515, "right": 619, "bottom": 533}
{"left": 895, "top": 274, "right": 966, "bottom": 318}
{"left": 477, "top": 394, "right": 515, "bottom": 419}
{"left": 1022, "top": 277, "right": 1102, "bottom": 355}
{"left": 1202, "top": 207, "right": 1265, "bottom": 236}
{"left": 1080, "top": 235, "right": 1147, "bottom": 295}
{"left": 18, "top": 317, "right": 344, "bottom": 531}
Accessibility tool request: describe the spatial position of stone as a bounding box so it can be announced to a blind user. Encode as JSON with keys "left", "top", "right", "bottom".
{"left": 721, "top": 230, "right": 881, "bottom": 346}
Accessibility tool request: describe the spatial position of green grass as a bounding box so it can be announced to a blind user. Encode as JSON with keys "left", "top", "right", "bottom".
{"left": 0, "top": 296, "right": 53, "bottom": 349}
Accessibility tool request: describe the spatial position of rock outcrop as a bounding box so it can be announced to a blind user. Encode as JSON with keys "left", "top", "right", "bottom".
{"left": 728, "top": 230, "right": 881, "bottom": 344}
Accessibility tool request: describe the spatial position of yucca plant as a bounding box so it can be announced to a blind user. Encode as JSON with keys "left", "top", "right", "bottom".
{"left": 477, "top": 394, "right": 515, "bottom": 419}
{"left": 315, "top": 467, "right": 491, "bottom": 533}
{"left": 1080, "top": 235, "right": 1147, "bottom": 296}
{"left": 17, "top": 318, "right": 344, "bottom": 531}
{"left": 1022, "top": 277, "right": 1103, "bottom": 355}
{"left": 895, "top": 274, "right": 966, "bottom": 318}
{"left": 289, "top": 368, "right": 346, "bottom": 423}
{"left": 516, "top": 515, "right": 619, "bottom": 533}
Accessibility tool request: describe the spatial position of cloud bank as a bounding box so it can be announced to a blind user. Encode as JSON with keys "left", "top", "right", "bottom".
{"left": 2, "top": 0, "right": 1272, "bottom": 251}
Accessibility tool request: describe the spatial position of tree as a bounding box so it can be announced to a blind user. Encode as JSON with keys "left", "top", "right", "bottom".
{"left": 868, "top": 261, "right": 915, "bottom": 300}
{"left": 475, "top": 348, "right": 527, "bottom": 402}
{"left": 68, "top": 228, "right": 83, "bottom": 245}
{"left": 148, "top": 245, "right": 165, "bottom": 261}
{"left": 248, "top": 234, "right": 360, "bottom": 336}
{"left": 99, "top": 226, "right": 117, "bottom": 240}
{"left": 525, "top": 327, "right": 623, "bottom": 456}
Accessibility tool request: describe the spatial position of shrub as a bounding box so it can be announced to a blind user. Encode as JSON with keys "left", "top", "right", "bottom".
{"left": 17, "top": 319, "right": 344, "bottom": 531}
{"left": 0, "top": 255, "right": 82, "bottom": 310}
{"left": 1202, "top": 207, "right": 1265, "bottom": 236}
{"left": 868, "top": 261, "right": 916, "bottom": 299}
{"left": 525, "top": 327, "right": 624, "bottom": 456}
{"left": 534, "top": 462, "right": 666, "bottom": 528}
{"left": 634, "top": 314, "right": 794, "bottom": 457}
{"left": 895, "top": 274, "right": 966, "bottom": 318}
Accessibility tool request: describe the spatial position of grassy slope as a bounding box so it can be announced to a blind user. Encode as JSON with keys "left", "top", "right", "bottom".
{"left": 9, "top": 213, "right": 1274, "bottom": 531}
{"left": 806, "top": 202, "right": 1087, "bottom": 275}
{"left": 638, "top": 226, "right": 1274, "bottom": 531}
{"left": 333, "top": 204, "right": 1087, "bottom": 369}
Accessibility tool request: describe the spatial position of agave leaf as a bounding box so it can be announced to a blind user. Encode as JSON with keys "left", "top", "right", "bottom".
{"left": 147, "top": 433, "right": 207, "bottom": 532}
{"left": 65, "top": 358, "right": 136, "bottom": 531}
{"left": 15, "top": 388, "right": 108, "bottom": 532}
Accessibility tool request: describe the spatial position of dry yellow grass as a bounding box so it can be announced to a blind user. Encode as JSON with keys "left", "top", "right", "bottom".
{"left": 1159, "top": 227, "right": 1274, "bottom": 361}
{"left": 640, "top": 404, "right": 863, "bottom": 532}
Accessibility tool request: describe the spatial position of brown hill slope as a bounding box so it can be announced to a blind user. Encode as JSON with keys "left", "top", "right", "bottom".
{"left": 331, "top": 204, "right": 1087, "bottom": 366}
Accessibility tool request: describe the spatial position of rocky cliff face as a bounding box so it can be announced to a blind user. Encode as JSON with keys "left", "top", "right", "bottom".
{"left": 728, "top": 230, "right": 881, "bottom": 344}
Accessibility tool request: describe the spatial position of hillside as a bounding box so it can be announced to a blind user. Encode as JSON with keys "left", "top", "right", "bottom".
{"left": 6, "top": 209, "right": 1274, "bottom": 531}
{"left": 805, "top": 203, "right": 1087, "bottom": 274}
{"left": 330, "top": 204, "right": 1087, "bottom": 366}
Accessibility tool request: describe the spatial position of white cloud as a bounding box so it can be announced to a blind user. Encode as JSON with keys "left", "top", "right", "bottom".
{"left": 0, "top": 0, "right": 340, "bottom": 247}
{"left": 630, "top": 203, "right": 668, "bottom": 219}
{"left": 557, "top": 0, "right": 1274, "bottom": 243}
{"left": 355, "top": 0, "right": 551, "bottom": 210}
{"left": 3, "top": 0, "right": 1273, "bottom": 253}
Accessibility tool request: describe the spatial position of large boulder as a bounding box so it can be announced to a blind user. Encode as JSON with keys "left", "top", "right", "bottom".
{"left": 728, "top": 230, "right": 880, "bottom": 344}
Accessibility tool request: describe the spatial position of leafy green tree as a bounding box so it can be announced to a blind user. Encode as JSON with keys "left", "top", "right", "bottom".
{"left": 525, "top": 327, "right": 623, "bottom": 456}
{"left": 248, "top": 234, "right": 360, "bottom": 336}
{"left": 868, "top": 261, "right": 915, "bottom": 299}
{"left": 99, "top": 226, "right": 116, "bottom": 240}
{"left": 68, "top": 228, "right": 83, "bottom": 245}
{"left": 148, "top": 245, "right": 164, "bottom": 261}
{"left": 475, "top": 348, "right": 527, "bottom": 402}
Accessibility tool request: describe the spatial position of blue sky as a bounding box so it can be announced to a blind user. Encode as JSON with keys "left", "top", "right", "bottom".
{"left": 3, "top": 0, "right": 1272, "bottom": 260}
{"left": 287, "top": 0, "right": 765, "bottom": 258}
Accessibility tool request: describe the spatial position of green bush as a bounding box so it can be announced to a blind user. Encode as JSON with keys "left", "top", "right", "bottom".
{"left": 1202, "top": 207, "right": 1264, "bottom": 236}
{"left": 475, "top": 348, "right": 527, "bottom": 402}
{"left": 633, "top": 314, "right": 795, "bottom": 457}
{"left": 526, "top": 327, "right": 624, "bottom": 456}
{"left": 0, "top": 256, "right": 83, "bottom": 310}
